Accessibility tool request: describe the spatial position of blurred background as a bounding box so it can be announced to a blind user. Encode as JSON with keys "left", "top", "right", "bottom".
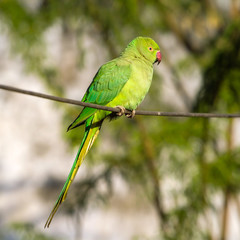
{"left": 0, "top": 0, "right": 240, "bottom": 240}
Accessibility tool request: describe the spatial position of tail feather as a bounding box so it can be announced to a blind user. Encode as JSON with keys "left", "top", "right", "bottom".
{"left": 44, "top": 115, "right": 102, "bottom": 228}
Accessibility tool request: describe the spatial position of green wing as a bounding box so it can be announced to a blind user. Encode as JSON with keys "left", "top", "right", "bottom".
{"left": 68, "top": 59, "right": 131, "bottom": 131}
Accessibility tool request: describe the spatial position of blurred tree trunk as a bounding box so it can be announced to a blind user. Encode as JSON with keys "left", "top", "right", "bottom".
{"left": 135, "top": 118, "right": 168, "bottom": 232}
{"left": 220, "top": 119, "right": 234, "bottom": 240}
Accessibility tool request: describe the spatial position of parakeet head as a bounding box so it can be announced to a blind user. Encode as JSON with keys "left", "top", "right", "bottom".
{"left": 124, "top": 37, "right": 161, "bottom": 65}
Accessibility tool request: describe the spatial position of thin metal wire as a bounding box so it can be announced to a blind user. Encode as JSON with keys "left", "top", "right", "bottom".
{"left": 0, "top": 84, "right": 240, "bottom": 118}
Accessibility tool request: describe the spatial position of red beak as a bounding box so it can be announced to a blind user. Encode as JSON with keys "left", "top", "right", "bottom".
{"left": 156, "top": 51, "right": 162, "bottom": 65}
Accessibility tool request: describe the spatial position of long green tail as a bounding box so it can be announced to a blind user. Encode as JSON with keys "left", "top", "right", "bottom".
{"left": 44, "top": 115, "right": 102, "bottom": 228}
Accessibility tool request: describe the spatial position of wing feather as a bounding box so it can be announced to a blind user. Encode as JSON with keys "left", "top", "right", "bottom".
{"left": 68, "top": 59, "right": 131, "bottom": 130}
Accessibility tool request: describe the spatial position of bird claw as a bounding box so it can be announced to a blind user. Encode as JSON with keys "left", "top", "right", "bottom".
{"left": 115, "top": 106, "right": 135, "bottom": 118}
{"left": 126, "top": 109, "right": 136, "bottom": 118}
{"left": 116, "top": 106, "right": 126, "bottom": 116}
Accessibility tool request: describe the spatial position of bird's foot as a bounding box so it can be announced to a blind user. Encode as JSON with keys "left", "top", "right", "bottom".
{"left": 125, "top": 109, "right": 136, "bottom": 118}
{"left": 116, "top": 106, "right": 126, "bottom": 116}
{"left": 115, "top": 106, "right": 136, "bottom": 118}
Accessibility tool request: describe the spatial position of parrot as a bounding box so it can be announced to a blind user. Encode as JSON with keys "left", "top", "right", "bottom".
{"left": 44, "top": 36, "right": 161, "bottom": 228}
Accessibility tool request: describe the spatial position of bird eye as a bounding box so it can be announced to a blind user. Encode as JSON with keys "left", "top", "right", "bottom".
{"left": 148, "top": 47, "right": 153, "bottom": 51}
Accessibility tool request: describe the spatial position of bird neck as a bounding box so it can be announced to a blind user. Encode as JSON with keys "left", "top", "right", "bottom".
{"left": 121, "top": 47, "right": 152, "bottom": 66}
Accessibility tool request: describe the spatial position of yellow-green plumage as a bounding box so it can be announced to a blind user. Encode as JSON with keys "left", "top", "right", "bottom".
{"left": 45, "top": 37, "right": 161, "bottom": 227}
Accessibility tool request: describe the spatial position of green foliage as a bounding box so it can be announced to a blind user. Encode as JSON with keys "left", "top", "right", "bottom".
{"left": 0, "top": 0, "right": 46, "bottom": 70}
{"left": 206, "top": 149, "right": 240, "bottom": 191}
{"left": 194, "top": 19, "right": 240, "bottom": 112}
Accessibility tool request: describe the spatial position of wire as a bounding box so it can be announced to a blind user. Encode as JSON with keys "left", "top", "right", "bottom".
{"left": 0, "top": 84, "right": 239, "bottom": 118}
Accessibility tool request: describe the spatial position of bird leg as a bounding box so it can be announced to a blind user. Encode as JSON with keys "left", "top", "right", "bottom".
{"left": 116, "top": 106, "right": 126, "bottom": 116}
{"left": 125, "top": 109, "right": 136, "bottom": 118}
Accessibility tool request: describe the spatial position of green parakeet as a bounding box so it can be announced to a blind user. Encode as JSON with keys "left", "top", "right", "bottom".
{"left": 45, "top": 36, "right": 161, "bottom": 227}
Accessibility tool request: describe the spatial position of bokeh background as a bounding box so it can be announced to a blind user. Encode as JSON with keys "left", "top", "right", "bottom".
{"left": 0, "top": 1, "right": 240, "bottom": 240}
